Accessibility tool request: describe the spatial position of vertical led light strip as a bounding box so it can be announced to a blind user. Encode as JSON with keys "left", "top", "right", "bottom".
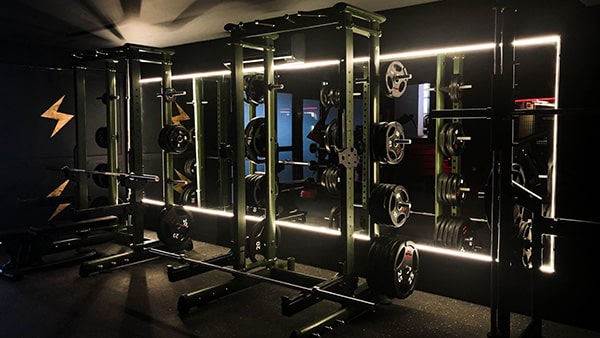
{"left": 550, "top": 37, "right": 561, "bottom": 220}
{"left": 512, "top": 35, "right": 561, "bottom": 221}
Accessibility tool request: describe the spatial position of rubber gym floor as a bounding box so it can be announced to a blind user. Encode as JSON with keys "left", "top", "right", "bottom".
{"left": 1, "top": 232, "right": 598, "bottom": 338}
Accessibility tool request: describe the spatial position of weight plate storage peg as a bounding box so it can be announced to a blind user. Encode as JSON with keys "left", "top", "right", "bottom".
{"left": 367, "top": 237, "right": 419, "bottom": 299}
{"left": 158, "top": 124, "right": 191, "bottom": 155}
{"left": 157, "top": 204, "right": 193, "bottom": 251}
{"left": 326, "top": 206, "right": 341, "bottom": 229}
{"left": 162, "top": 88, "right": 186, "bottom": 102}
{"left": 384, "top": 61, "right": 412, "bottom": 98}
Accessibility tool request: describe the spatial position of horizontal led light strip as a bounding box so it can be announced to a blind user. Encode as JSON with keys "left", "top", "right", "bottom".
{"left": 140, "top": 34, "right": 560, "bottom": 267}
{"left": 142, "top": 198, "right": 559, "bottom": 269}
{"left": 415, "top": 244, "right": 494, "bottom": 262}
{"left": 142, "top": 198, "right": 342, "bottom": 236}
{"left": 380, "top": 42, "right": 496, "bottom": 61}
{"left": 140, "top": 35, "right": 560, "bottom": 83}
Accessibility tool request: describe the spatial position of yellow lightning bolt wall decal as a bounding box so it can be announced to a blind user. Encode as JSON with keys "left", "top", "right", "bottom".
{"left": 47, "top": 179, "right": 71, "bottom": 221}
{"left": 40, "top": 95, "right": 74, "bottom": 137}
{"left": 172, "top": 102, "right": 191, "bottom": 125}
{"left": 173, "top": 169, "right": 192, "bottom": 194}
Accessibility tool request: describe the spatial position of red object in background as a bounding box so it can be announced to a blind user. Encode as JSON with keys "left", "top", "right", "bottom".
{"left": 514, "top": 97, "right": 555, "bottom": 109}
{"left": 408, "top": 143, "right": 436, "bottom": 177}
{"left": 442, "top": 157, "right": 453, "bottom": 174}
{"left": 300, "top": 188, "right": 317, "bottom": 199}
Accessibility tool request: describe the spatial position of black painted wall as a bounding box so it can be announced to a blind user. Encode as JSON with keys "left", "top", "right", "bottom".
{"left": 1, "top": 0, "right": 599, "bottom": 332}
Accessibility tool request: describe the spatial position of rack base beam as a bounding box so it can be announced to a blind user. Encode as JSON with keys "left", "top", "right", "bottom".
{"left": 78, "top": 239, "right": 164, "bottom": 277}
{"left": 177, "top": 270, "right": 268, "bottom": 314}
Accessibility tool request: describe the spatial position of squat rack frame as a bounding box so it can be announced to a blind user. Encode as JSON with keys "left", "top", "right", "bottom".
{"left": 72, "top": 44, "right": 177, "bottom": 276}
{"left": 158, "top": 3, "right": 390, "bottom": 336}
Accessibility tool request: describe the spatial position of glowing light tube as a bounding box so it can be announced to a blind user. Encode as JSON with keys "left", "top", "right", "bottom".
{"left": 140, "top": 34, "right": 560, "bottom": 84}
{"left": 142, "top": 198, "right": 341, "bottom": 236}
{"left": 142, "top": 198, "right": 499, "bottom": 262}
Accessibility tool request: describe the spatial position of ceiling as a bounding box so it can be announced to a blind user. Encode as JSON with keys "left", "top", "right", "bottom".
{"left": 0, "top": 0, "right": 439, "bottom": 51}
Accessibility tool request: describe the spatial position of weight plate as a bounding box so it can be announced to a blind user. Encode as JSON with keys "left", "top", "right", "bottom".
{"left": 320, "top": 166, "right": 340, "bottom": 194}
{"left": 372, "top": 121, "right": 407, "bottom": 164}
{"left": 441, "top": 217, "right": 451, "bottom": 247}
{"left": 447, "top": 75, "right": 463, "bottom": 103}
{"left": 392, "top": 240, "right": 418, "bottom": 299}
{"left": 158, "top": 124, "right": 191, "bottom": 154}
{"left": 433, "top": 217, "right": 441, "bottom": 245}
{"left": 384, "top": 121, "right": 406, "bottom": 164}
{"left": 442, "top": 217, "right": 452, "bottom": 247}
{"left": 451, "top": 218, "right": 461, "bottom": 249}
{"left": 157, "top": 204, "right": 193, "bottom": 251}
{"left": 244, "top": 117, "right": 267, "bottom": 163}
{"left": 366, "top": 236, "right": 389, "bottom": 294}
{"left": 384, "top": 61, "right": 410, "bottom": 98}
{"left": 246, "top": 219, "right": 281, "bottom": 263}
{"left": 188, "top": 128, "right": 196, "bottom": 143}
{"left": 512, "top": 163, "right": 526, "bottom": 224}
{"left": 438, "top": 123, "right": 450, "bottom": 157}
{"left": 95, "top": 126, "right": 108, "bottom": 148}
{"left": 457, "top": 221, "right": 469, "bottom": 250}
{"left": 388, "top": 185, "right": 411, "bottom": 227}
{"left": 180, "top": 184, "right": 198, "bottom": 205}
{"left": 381, "top": 237, "right": 399, "bottom": 297}
{"left": 92, "top": 163, "right": 109, "bottom": 188}
{"left": 516, "top": 219, "right": 533, "bottom": 269}
{"left": 184, "top": 158, "right": 197, "bottom": 178}
{"left": 244, "top": 74, "right": 265, "bottom": 106}
{"left": 368, "top": 237, "right": 419, "bottom": 299}
{"left": 319, "top": 85, "right": 340, "bottom": 108}
{"left": 324, "top": 119, "right": 339, "bottom": 153}
{"left": 443, "top": 122, "right": 455, "bottom": 156}
{"left": 437, "top": 173, "right": 448, "bottom": 204}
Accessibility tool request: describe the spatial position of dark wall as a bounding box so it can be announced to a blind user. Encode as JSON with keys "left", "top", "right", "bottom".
{"left": 0, "top": 63, "right": 78, "bottom": 225}
{"left": 1, "top": 0, "right": 599, "bottom": 332}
